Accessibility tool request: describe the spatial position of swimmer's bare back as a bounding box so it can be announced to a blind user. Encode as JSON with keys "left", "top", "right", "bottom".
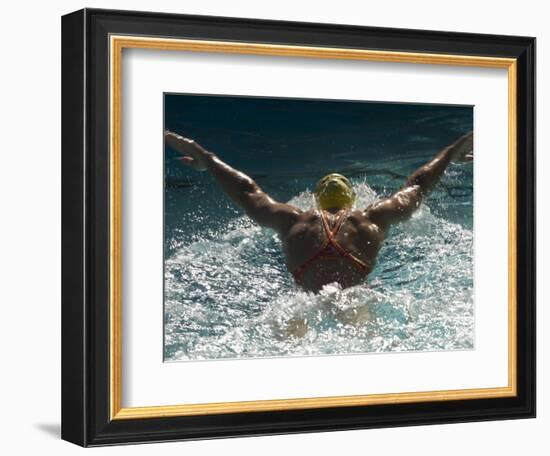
{"left": 165, "top": 130, "right": 473, "bottom": 292}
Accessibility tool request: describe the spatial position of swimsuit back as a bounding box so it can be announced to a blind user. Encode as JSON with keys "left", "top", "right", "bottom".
{"left": 292, "top": 209, "right": 370, "bottom": 283}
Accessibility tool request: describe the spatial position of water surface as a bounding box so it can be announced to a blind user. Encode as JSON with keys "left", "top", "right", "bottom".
{"left": 164, "top": 95, "right": 474, "bottom": 361}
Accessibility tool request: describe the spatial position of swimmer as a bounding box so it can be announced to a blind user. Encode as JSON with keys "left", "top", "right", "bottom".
{"left": 165, "top": 130, "right": 473, "bottom": 293}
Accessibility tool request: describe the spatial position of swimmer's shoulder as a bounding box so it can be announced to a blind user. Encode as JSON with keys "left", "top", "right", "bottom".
{"left": 347, "top": 208, "right": 370, "bottom": 224}
{"left": 347, "top": 209, "right": 385, "bottom": 234}
{"left": 283, "top": 209, "right": 321, "bottom": 240}
{"left": 287, "top": 209, "right": 321, "bottom": 231}
{"left": 296, "top": 209, "right": 320, "bottom": 221}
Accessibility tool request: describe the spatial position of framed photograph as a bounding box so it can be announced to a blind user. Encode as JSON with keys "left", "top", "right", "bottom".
{"left": 61, "top": 8, "right": 535, "bottom": 447}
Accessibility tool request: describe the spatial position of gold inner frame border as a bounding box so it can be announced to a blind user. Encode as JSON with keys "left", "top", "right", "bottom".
{"left": 109, "top": 35, "right": 518, "bottom": 420}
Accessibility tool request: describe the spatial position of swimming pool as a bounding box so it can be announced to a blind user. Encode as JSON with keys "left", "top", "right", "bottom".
{"left": 163, "top": 96, "right": 474, "bottom": 361}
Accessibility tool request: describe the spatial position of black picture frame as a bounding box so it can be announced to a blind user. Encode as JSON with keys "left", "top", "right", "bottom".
{"left": 62, "top": 7, "right": 535, "bottom": 447}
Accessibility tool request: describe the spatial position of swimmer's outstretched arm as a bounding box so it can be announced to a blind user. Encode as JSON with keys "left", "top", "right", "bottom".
{"left": 165, "top": 130, "right": 301, "bottom": 233}
{"left": 365, "top": 131, "right": 473, "bottom": 230}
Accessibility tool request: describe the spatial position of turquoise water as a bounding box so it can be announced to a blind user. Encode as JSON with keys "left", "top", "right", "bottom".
{"left": 163, "top": 96, "right": 473, "bottom": 361}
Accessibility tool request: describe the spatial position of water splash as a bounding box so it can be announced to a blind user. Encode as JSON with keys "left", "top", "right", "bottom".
{"left": 164, "top": 182, "right": 473, "bottom": 361}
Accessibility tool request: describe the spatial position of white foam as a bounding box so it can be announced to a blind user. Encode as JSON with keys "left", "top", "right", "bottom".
{"left": 164, "top": 182, "right": 473, "bottom": 361}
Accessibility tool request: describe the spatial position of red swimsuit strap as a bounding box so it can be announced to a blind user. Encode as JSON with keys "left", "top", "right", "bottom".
{"left": 320, "top": 210, "right": 369, "bottom": 269}
{"left": 293, "top": 209, "right": 370, "bottom": 283}
{"left": 320, "top": 209, "right": 348, "bottom": 242}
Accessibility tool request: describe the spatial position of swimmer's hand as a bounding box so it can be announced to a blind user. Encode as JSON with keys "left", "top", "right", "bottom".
{"left": 451, "top": 131, "right": 474, "bottom": 163}
{"left": 165, "top": 130, "right": 213, "bottom": 171}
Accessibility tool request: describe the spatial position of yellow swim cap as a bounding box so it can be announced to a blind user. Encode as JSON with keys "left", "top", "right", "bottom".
{"left": 314, "top": 173, "right": 356, "bottom": 210}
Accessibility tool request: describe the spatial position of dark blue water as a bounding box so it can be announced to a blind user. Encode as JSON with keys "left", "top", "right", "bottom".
{"left": 164, "top": 94, "right": 473, "bottom": 361}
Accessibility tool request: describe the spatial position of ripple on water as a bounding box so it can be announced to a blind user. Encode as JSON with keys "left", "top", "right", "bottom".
{"left": 164, "top": 182, "right": 474, "bottom": 361}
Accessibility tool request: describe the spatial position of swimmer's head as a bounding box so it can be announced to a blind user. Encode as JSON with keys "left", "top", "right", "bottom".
{"left": 314, "top": 173, "right": 356, "bottom": 210}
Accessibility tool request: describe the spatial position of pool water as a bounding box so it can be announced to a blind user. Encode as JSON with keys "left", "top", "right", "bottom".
{"left": 163, "top": 96, "right": 473, "bottom": 361}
